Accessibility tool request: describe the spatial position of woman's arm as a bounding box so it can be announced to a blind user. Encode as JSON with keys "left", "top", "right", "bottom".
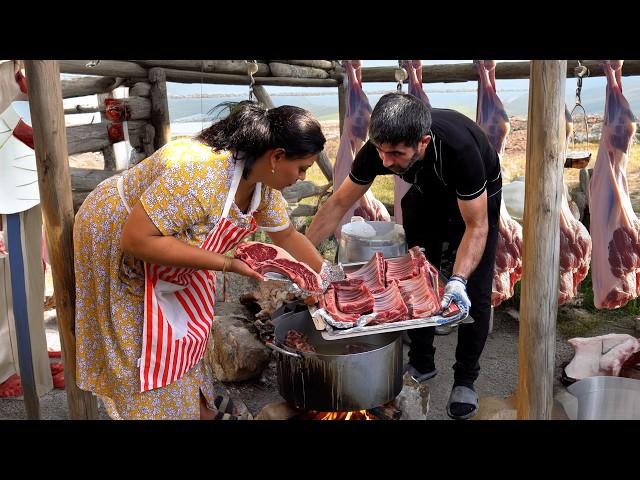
{"left": 120, "top": 202, "right": 262, "bottom": 280}
{"left": 268, "top": 223, "right": 324, "bottom": 273}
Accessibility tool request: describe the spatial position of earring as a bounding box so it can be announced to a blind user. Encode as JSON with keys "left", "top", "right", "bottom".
{"left": 271, "top": 168, "right": 275, "bottom": 174}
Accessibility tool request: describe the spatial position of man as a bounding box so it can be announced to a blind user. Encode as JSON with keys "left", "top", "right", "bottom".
{"left": 306, "top": 93, "right": 502, "bottom": 420}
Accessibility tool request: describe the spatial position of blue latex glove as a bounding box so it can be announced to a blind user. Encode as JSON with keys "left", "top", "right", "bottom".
{"left": 440, "top": 276, "right": 471, "bottom": 322}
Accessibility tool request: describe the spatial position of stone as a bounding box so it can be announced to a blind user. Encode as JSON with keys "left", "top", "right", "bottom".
{"left": 395, "top": 373, "right": 430, "bottom": 420}
{"left": 206, "top": 314, "right": 271, "bottom": 382}
{"left": 255, "top": 401, "right": 299, "bottom": 420}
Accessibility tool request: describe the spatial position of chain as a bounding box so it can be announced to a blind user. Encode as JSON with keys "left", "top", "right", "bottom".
{"left": 246, "top": 60, "right": 258, "bottom": 100}
{"left": 395, "top": 60, "right": 407, "bottom": 92}
{"left": 574, "top": 60, "right": 589, "bottom": 106}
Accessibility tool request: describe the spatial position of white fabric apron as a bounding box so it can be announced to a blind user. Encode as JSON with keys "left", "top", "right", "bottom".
{"left": 117, "top": 159, "right": 260, "bottom": 392}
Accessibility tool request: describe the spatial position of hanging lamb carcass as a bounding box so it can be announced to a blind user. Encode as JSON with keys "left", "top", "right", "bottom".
{"left": 332, "top": 60, "right": 390, "bottom": 239}
{"left": 589, "top": 60, "right": 640, "bottom": 309}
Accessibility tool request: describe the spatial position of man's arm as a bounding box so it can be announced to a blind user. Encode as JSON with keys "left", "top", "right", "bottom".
{"left": 268, "top": 223, "right": 324, "bottom": 272}
{"left": 452, "top": 191, "right": 489, "bottom": 280}
{"left": 305, "top": 178, "right": 372, "bottom": 247}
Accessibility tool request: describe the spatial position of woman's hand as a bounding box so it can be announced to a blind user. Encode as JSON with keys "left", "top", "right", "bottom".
{"left": 228, "top": 258, "right": 264, "bottom": 281}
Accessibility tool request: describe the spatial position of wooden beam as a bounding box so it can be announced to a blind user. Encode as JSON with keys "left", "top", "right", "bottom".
{"left": 272, "top": 60, "right": 334, "bottom": 70}
{"left": 59, "top": 60, "right": 148, "bottom": 78}
{"left": 129, "top": 82, "right": 151, "bottom": 97}
{"left": 66, "top": 120, "right": 148, "bottom": 155}
{"left": 517, "top": 60, "right": 566, "bottom": 420}
{"left": 316, "top": 151, "right": 333, "bottom": 183}
{"left": 148, "top": 68, "right": 171, "bottom": 149}
{"left": 61, "top": 76, "right": 125, "bottom": 99}
{"left": 159, "top": 68, "right": 338, "bottom": 87}
{"left": 65, "top": 96, "right": 151, "bottom": 121}
{"left": 282, "top": 181, "right": 331, "bottom": 203}
{"left": 130, "top": 60, "right": 270, "bottom": 76}
{"left": 360, "top": 60, "right": 640, "bottom": 83}
{"left": 252, "top": 85, "right": 275, "bottom": 109}
{"left": 269, "top": 62, "right": 329, "bottom": 79}
{"left": 24, "top": 60, "right": 99, "bottom": 420}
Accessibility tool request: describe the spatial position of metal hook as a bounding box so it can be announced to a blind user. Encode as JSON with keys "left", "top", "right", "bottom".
{"left": 86, "top": 60, "right": 100, "bottom": 68}
{"left": 246, "top": 60, "right": 258, "bottom": 100}
{"left": 395, "top": 61, "right": 407, "bottom": 92}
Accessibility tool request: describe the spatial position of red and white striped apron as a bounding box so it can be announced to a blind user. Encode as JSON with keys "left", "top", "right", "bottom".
{"left": 118, "top": 158, "right": 259, "bottom": 392}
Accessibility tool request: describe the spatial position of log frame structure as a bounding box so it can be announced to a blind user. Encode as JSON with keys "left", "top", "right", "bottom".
{"left": 22, "top": 59, "right": 627, "bottom": 419}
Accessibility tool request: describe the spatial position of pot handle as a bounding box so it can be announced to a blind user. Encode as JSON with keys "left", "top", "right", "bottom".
{"left": 266, "top": 341, "right": 302, "bottom": 359}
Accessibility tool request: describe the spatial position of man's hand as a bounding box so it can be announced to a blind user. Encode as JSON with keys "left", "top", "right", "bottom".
{"left": 440, "top": 275, "right": 471, "bottom": 322}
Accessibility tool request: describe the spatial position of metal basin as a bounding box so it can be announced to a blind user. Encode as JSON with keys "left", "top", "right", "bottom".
{"left": 267, "top": 309, "right": 403, "bottom": 412}
{"left": 567, "top": 376, "right": 640, "bottom": 420}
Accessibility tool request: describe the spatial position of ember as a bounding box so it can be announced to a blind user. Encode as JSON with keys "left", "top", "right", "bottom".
{"left": 302, "top": 409, "right": 378, "bottom": 420}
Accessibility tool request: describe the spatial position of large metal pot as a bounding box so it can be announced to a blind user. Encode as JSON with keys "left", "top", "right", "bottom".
{"left": 267, "top": 309, "right": 403, "bottom": 412}
{"left": 338, "top": 220, "right": 407, "bottom": 264}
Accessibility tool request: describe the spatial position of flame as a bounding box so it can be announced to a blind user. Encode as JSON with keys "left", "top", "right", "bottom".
{"left": 304, "top": 409, "right": 377, "bottom": 420}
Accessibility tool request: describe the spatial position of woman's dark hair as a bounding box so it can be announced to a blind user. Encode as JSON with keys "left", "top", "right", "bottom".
{"left": 195, "top": 100, "right": 326, "bottom": 178}
{"left": 369, "top": 92, "right": 432, "bottom": 147}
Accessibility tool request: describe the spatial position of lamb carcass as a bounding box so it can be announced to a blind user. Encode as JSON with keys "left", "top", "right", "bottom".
{"left": 333, "top": 60, "right": 389, "bottom": 239}
{"left": 564, "top": 333, "right": 640, "bottom": 380}
{"left": 474, "top": 60, "right": 523, "bottom": 307}
{"left": 393, "top": 60, "right": 431, "bottom": 225}
{"left": 589, "top": 60, "right": 640, "bottom": 309}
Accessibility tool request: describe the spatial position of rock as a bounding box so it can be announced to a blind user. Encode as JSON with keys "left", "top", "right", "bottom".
{"left": 255, "top": 401, "right": 299, "bottom": 420}
{"left": 206, "top": 314, "right": 271, "bottom": 382}
{"left": 395, "top": 373, "right": 430, "bottom": 420}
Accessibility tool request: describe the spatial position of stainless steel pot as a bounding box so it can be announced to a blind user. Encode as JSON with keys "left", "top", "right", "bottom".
{"left": 267, "top": 310, "right": 403, "bottom": 412}
{"left": 338, "top": 220, "right": 407, "bottom": 264}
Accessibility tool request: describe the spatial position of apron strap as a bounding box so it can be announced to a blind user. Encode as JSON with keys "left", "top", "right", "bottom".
{"left": 221, "top": 155, "right": 245, "bottom": 220}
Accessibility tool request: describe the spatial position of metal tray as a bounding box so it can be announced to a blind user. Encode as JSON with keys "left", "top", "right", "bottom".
{"left": 315, "top": 257, "right": 474, "bottom": 341}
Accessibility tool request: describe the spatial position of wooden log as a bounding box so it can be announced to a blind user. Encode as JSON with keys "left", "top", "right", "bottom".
{"left": 97, "top": 92, "right": 117, "bottom": 170}
{"left": 360, "top": 60, "right": 640, "bottom": 83}
{"left": 149, "top": 68, "right": 171, "bottom": 149}
{"left": 58, "top": 60, "right": 148, "bottom": 78}
{"left": 282, "top": 181, "right": 331, "bottom": 203}
{"left": 130, "top": 60, "right": 270, "bottom": 76}
{"left": 70, "top": 167, "right": 120, "bottom": 192}
{"left": 66, "top": 120, "right": 148, "bottom": 155}
{"left": 24, "top": 60, "right": 99, "bottom": 420}
{"left": 316, "top": 151, "right": 333, "bottom": 183}
{"left": 269, "top": 62, "right": 329, "bottom": 79}
{"left": 288, "top": 204, "right": 318, "bottom": 217}
{"left": 517, "top": 60, "right": 567, "bottom": 420}
{"left": 252, "top": 84, "right": 275, "bottom": 109}
{"left": 160, "top": 68, "right": 339, "bottom": 87}
{"left": 60, "top": 76, "right": 125, "bottom": 99}
{"left": 141, "top": 123, "right": 156, "bottom": 158}
{"left": 337, "top": 73, "right": 347, "bottom": 137}
{"left": 272, "top": 60, "right": 334, "bottom": 70}
{"left": 129, "top": 82, "right": 151, "bottom": 97}
{"left": 64, "top": 95, "right": 151, "bottom": 120}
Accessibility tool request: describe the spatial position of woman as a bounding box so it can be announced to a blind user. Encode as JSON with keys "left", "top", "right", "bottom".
{"left": 74, "top": 101, "right": 326, "bottom": 419}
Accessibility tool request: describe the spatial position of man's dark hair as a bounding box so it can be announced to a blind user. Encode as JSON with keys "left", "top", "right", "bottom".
{"left": 369, "top": 92, "right": 432, "bottom": 147}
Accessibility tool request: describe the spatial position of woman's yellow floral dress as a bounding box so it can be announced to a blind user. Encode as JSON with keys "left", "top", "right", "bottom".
{"left": 73, "top": 138, "right": 290, "bottom": 419}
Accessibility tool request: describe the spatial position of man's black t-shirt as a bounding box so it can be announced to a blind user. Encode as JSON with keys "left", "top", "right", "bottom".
{"left": 349, "top": 108, "right": 502, "bottom": 204}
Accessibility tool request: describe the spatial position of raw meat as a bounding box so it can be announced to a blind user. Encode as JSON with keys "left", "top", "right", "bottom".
{"left": 284, "top": 330, "right": 316, "bottom": 353}
{"left": 589, "top": 60, "right": 640, "bottom": 309}
{"left": 370, "top": 283, "right": 409, "bottom": 324}
{"left": 394, "top": 60, "right": 431, "bottom": 225}
{"left": 332, "top": 279, "right": 374, "bottom": 314}
{"left": 234, "top": 241, "right": 323, "bottom": 293}
{"left": 474, "top": 59, "right": 523, "bottom": 307}
{"left": 333, "top": 60, "right": 390, "bottom": 239}
{"left": 564, "top": 333, "right": 640, "bottom": 380}
{"left": 345, "top": 251, "right": 386, "bottom": 293}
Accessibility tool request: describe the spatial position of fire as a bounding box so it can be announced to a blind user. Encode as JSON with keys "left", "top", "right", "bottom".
{"left": 304, "top": 409, "right": 377, "bottom": 420}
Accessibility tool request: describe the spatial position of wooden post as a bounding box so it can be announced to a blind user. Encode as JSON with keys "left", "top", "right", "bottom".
{"left": 337, "top": 74, "right": 347, "bottom": 137}
{"left": 24, "top": 60, "right": 99, "bottom": 419}
{"left": 252, "top": 85, "right": 275, "bottom": 109}
{"left": 97, "top": 91, "right": 117, "bottom": 170}
{"left": 516, "top": 60, "right": 566, "bottom": 420}
{"left": 148, "top": 67, "right": 171, "bottom": 149}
